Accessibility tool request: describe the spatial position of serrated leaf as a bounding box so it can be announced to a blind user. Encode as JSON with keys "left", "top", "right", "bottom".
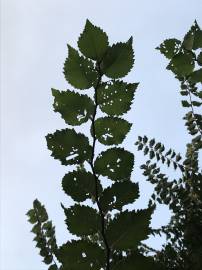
{"left": 182, "top": 32, "right": 195, "bottom": 50}
{"left": 192, "top": 21, "right": 202, "bottom": 50}
{"left": 101, "top": 41, "right": 134, "bottom": 78}
{"left": 33, "top": 199, "right": 48, "bottom": 223}
{"left": 112, "top": 252, "right": 158, "bottom": 270}
{"left": 64, "top": 45, "right": 97, "bottom": 89}
{"left": 157, "top": 39, "right": 181, "bottom": 59}
{"left": 189, "top": 69, "right": 202, "bottom": 83}
{"left": 94, "top": 117, "right": 132, "bottom": 145}
{"left": 94, "top": 148, "right": 134, "bottom": 181}
{"left": 167, "top": 52, "right": 194, "bottom": 76}
{"left": 52, "top": 89, "right": 94, "bottom": 126}
{"left": 46, "top": 129, "right": 92, "bottom": 165}
{"left": 62, "top": 169, "right": 102, "bottom": 202}
{"left": 97, "top": 81, "right": 138, "bottom": 116}
{"left": 106, "top": 208, "right": 154, "bottom": 250}
{"left": 57, "top": 240, "right": 105, "bottom": 270}
{"left": 63, "top": 204, "right": 100, "bottom": 236}
{"left": 99, "top": 181, "right": 139, "bottom": 212}
{"left": 78, "top": 19, "right": 108, "bottom": 61}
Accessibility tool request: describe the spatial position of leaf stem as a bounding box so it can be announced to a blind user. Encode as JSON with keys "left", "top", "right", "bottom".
{"left": 90, "top": 64, "right": 111, "bottom": 270}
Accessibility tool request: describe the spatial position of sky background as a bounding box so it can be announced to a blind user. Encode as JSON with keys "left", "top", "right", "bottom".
{"left": 1, "top": 0, "right": 202, "bottom": 269}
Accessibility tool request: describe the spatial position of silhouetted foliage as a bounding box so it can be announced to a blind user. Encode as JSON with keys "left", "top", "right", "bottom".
{"left": 27, "top": 20, "right": 202, "bottom": 270}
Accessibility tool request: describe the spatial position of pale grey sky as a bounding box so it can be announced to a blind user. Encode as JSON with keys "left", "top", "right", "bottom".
{"left": 1, "top": 0, "right": 202, "bottom": 269}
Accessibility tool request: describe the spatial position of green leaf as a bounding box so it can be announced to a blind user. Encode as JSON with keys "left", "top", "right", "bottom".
{"left": 43, "top": 255, "right": 53, "bottom": 265}
{"left": 182, "top": 32, "right": 195, "bottom": 50}
{"left": 33, "top": 199, "right": 48, "bottom": 223}
{"left": 57, "top": 240, "right": 105, "bottom": 270}
{"left": 94, "top": 117, "right": 132, "bottom": 145}
{"left": 64, "top": 45, "right": 97, "bottom": 89}
{"left": 156, "top": 39, "right": 181, "bottom": 59}
{"left": 101, "top": 40, "right": 134, "bottom": 78}
{"left": 112, "top": 252, "right": 158, "bottom": 270}
{"left": 192, "top": 101, "right": 202, "bottom": 107}
{"left": 197, "top": 51, "right": 202, "bottom": 65}
{"left": 62, "top": 169, "right": 102, "bottom": 202}
{"left": 106, "top": 208, "right": 154, "bottom": 250}
{"left": 48, "top": 265, "right": 58, "bottom": 270}
{"left": 97, "top": 81, "right": 138, "bottom": 116}
{"left": 78, "top": 19, "right": 108, "bottom": 61}
{"left": 167, "top": 52, "right": 195, "bottom": 76}
{"left": 181, "top": 21, "right": 202, "bottom": 50}
{"left": 192, "top": 21, "right": 202, "bottom": 49}
{"left": 99, "top": 181, "right": 139, "bottom": 212}
{"left": 46, "top": 129, "right": 92, "bottom": 165}
{"left": 63, "top": 204, "right": 101, "bottom": 236}
{"left": 94, "top": 148, "right": 134, "bottom": 181}
{"left": 189, "top": 69, "right": 202, "bottom": 83}
{"left": 52, "top": 89, "right": 94, "bottom": 126}
{"left": 26, "top": 209, "right": 37, "bottom": 224}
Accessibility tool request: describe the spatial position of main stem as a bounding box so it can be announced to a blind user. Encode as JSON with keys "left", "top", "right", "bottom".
{"left": 89, "top": 63, "right": 111, "bottom": 270}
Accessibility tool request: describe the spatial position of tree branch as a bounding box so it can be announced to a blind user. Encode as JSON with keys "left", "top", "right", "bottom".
{"left": 89, "top": 63, "right": 111, "bottom": 270}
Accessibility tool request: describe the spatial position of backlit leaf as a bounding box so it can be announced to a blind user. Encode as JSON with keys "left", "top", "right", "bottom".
{"left": 97, "top": 81, "right": 138, "bottom": 116}
{"left": 99, "top": 181, "right": 139, "bottom": 212}
{"left": 62, "top": 169, "right": 102, "bottom": 202}
{"left": 157, "top": 39, "right": 181, "bottom": 59}
{"left": 189, "top": 69, "right": 202, "bottom": 83}
{"left": 94, "top": 117, "right": 132, "bottom": 145}
{"left": 167, "top": 52, "right": 194, "bottom": 76}
{"left": 106, "top": 208, "right": 154, "bottom": 250}
{"left": 190, "top": 21, "right": 202, "bottom": 50}
{"left": 46, "top": 129, "right": 92, "bottom": 165}
{"left": 57, "top": 240, "right": 105, "bottom": 270}
{"left": 112, "top": 252, "right": 158, "bottom": 270}
{"left": 52, "top": 89, "right": 94, "bottom": 126}
{"left": 94, "top": 148, "right": 134, "bottom": 181}
{"left": 101, "top": 40, "right": 134, "bottom": 78}
{"left": 64, "top": 45, "right": 97, "bottom": 89}
{"left": 63, "top": 204, "right": 101, "bottom": 236}
{"left": 78, "top": 19, "right": 108, "bottom": 61}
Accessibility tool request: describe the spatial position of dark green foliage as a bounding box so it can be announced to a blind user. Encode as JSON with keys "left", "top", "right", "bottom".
{"left": 94, "top": 117, "right": 132, "bottom": 145}
{"left": 99, "top": 181, "right": 139, "bottom": 212}
{"left": 94, "top": 148, "right": 134, "bottom": 181}
{"left": 111, "top": 252, "right": 161, "bottom": 270}
{"left": 106, "top": 208, "right": 154, "bottom": 251}
{"left": 156, "top": 38, "right": 181, "bottom": 59}
{"left": 62, "top": 204, "right": 101, "bottom": 237}
{"left": 78, "top": 19, "right": 109, "bottom": 61}
{"left": 27, "top": 19, "right": 202, "bottom": 270}
{"left": 57, "top": 240, "right": 105, "bottom": 270}
{"left": 46, "top": 128, "right": 92, "bottom": 165}
{"left": 101, "top": 40, "right": 134, "bottom": 78}
{"left": 62, "top": 169, "right": 102, "bottom": 202}
{"left": 136, "top": 20, "right": 202, "bottom": 270}
{"left": 97, "top": 81, "right": 138, "bottom": 116}
{"left": 28, "top": 19, "right": 154, "bottom": 270}
{"left": 26, "top": 200, "right": 58, "bottom": 267}
{"left": 52, "top": 89, "right": 94, "bottom": 126}
{"left": 63, "top": 45, "right": 97, "bottom": 89}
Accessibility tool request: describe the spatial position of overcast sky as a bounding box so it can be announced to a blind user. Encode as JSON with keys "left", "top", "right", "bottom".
{"left": 1, "top": 0, "right": 202, "bottom": 269}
